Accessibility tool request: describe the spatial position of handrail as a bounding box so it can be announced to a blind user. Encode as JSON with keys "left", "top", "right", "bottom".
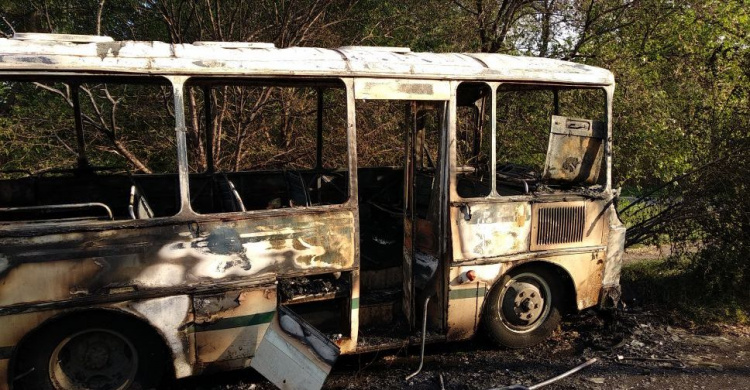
{"left": 223, "top": 175, "right": 246, "bottom": 212}
{"left": 0, "top": 202, "right": 114, "bottom": 221}
{"left": 128, "top": 185, "right": 154, "bottom": 220}
{"left": 128, "top": 186, "right": 138, "bottom": 220}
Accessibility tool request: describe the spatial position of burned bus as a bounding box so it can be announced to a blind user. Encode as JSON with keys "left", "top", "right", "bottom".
{"left": 0, "top": 33, "right": 625, "bottom": 390}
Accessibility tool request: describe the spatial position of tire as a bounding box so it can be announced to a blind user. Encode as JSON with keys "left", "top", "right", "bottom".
{"left": 483, "top": 268, "right": 562, "bottom": 348}
{"left": 11, "top": 311, "right": 170, "bottom": 390}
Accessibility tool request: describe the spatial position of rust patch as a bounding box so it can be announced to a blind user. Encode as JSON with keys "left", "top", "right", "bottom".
{"left": 575, "top": 256, "right": 605, "bottom": 309}
{"left": 292, "top": 238, "right": 307, "bottom": 251}
{"left": 95, "top": 42, "right": 123, "bottom": 59}
{"left": 515, "top": 207, "right": 526, "bottom": 227}
{"left": 415, "top": 218, "right": 436, "bottom": 254}
{"left": 269, "top": 239, "right": 286, "bottom": 250}
{"left": 562, "top": 157, "right": 580, "bottom": 173}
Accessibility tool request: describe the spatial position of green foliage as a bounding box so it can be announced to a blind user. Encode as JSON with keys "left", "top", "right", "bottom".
{"left": 603, "top": 1, "right": 749, "bottom": 293}
{"left": 0, "top": 0, "right": 747, "bottom": 300}
{"left": 599, "top": 1, "right": 750, "bottom": 190}
{"left": 185, "top": 85, "right": 348, "bottom": 173}
{"left": 0, "top": 82, "right": 77, "bottom": 172}
{"left": 623, "top": 258, "right": 749, "bottom": 325}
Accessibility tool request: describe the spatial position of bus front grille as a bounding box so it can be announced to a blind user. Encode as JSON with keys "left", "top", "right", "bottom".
{"left": 535, "top": 205, "right": 585, "bottom": 245}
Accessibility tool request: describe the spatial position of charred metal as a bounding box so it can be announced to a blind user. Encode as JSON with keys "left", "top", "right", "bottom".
{"left": 279, "top": 274, "right": 350, "bottom": 303}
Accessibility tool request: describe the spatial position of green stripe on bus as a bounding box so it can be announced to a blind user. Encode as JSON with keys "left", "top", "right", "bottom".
{"left": 193, "top": 311, "right": 275, "bottom": 332}
{"left": 0, "top": 346, "right": 13, "bottom": 360}
{"left": 449, "top": 287, "right": 487, "bottom": 300}
{"left": 191, "top": 297, "right": 360, "bottom": 332}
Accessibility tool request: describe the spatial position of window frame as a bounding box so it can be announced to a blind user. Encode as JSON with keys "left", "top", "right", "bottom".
{"left": 0, "top": 74, "right": 184, "bottom": 229}
{"left": 176, "top": 76, "right": 357, "bottom": 219}
{"left": 450, "top": 81, "right": 612, "bottom": 203}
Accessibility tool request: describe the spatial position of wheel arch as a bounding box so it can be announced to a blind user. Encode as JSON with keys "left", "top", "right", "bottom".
{"left": 483, "top": 260, "right": 578, "bottom": 319}
{"left": 8, "top": 307, "right": 175, "bottom": 388}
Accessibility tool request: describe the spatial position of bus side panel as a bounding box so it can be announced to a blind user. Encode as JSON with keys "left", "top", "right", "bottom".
{"left": 445, "top": 251, "right": 605, "bottom": 340}
{"left": 192, "top": 287, "right": 277, "bottom": 373}
{"left": 116, "top": 295, "right": 195, "bottom": 378}
{"left": 0, "top": 209, "right": 355, "bottom": 310}
{"left": 450, "top": 202, "right": 531, "bottom": 262}
{"left": 446, "top": 281, "right": 487, "bottom": 340}
{"left": 551, "top": 252, "right": 606, "bottom": 310}
{"left": 0, "top": 296, "right": 195, "bottom": 390}
{"left": 445, "top": 264, "right": 500, "bottom": 340}
{"left": 178, "top": 210, "right": 356, "bottom": 278}
{"left": 0, "top": 208, "right": 356, "bottom": 384}
{"left": 341, "top": 269, "right": 360, "bottom": 354}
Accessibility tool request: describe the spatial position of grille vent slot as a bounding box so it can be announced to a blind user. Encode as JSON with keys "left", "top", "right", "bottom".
{"left": 536, "top": 205, "right": 585, "bottom": 245}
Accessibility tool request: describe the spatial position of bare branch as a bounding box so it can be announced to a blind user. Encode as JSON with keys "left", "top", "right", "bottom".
{"left": 452, "top": 0, "right": 479, "bottom": 16}
{"left": 80, "top": 85, "right": 113, "bottom": 138}
{"left": 51, "top": 132, "right": 77, "bottom": 157}
{"left": 42, "top": 1, "right": 54, "bottom": 32}
{"left": 33, "top": 83, "right": 72, "bottom": 105}
{"left": 1, "top": 16, "right": 16, "bottom": 37}
{"left": 96, "top": 0, "right": 107, "bottom": 35}
{"left": 102, "top": 86, "right": 121, "bottom": 137}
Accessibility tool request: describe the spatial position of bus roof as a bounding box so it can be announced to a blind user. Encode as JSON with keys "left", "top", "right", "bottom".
{"left": 0, "top": 34, "right": 614, "bottom": 86}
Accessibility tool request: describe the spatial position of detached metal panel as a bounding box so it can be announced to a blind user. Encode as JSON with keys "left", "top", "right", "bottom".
{"left": 251, "top": 306, "right": 340, "bottom": 390}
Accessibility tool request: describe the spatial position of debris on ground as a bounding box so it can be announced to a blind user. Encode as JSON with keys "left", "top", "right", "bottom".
{"left": 176, "top": 307, "right": 750, "bottom": 390}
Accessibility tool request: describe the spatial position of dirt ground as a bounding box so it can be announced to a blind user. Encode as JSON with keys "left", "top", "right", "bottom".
{"left": 175, "top": 308, "right": 749, "bottom": 390}
{"left": 176, "top": 248, "right": 749, "bottom": 390}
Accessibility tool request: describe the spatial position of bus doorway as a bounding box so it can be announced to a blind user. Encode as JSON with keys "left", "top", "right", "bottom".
{"left": 355, "top": 98, "right": 447, "bottom": 346}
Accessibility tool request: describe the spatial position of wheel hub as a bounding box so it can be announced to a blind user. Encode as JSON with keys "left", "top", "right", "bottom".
{"left": 84, "top": 344, "right": 109, "bottom": 370}
{"left": 513, "top": 284, "right": 544, "bottom": 322}
{"left": 49, "top": 329, "right": 138, "bottom": 390}
{"left": 499, "top": 273, "right": 552, "bottom": 333}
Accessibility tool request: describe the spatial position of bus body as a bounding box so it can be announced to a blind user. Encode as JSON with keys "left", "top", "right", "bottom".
{"left": 0, "top": 34, "right": 625, "bottom": 390}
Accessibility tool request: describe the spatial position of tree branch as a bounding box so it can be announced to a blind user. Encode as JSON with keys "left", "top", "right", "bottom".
{"left": 96, "top": 0, "right": 106, "bottom": 35}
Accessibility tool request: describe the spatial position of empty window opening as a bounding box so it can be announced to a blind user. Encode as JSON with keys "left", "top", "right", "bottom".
{"left": 495, "top": 84, "right": 606, "bottom": 196}
{"left": 185, "top": 79, "right": 349, "bottom": 214}
{"left": 0, "top": 78, "right": 179, "bottom": 222}
{"left": 456, "top": 82, "right": 492, "bottom": 198}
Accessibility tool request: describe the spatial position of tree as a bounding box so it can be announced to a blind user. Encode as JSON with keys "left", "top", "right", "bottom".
{"left": 0, "top": 0, "right": 747, "bottom": 295}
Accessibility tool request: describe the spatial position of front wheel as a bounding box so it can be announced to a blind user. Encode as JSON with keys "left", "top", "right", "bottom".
{"left": 12, "top": 312, "right": 170, "bottom": 390}
{"left": 483, "top": 269, "right": 562, "bottom": 348}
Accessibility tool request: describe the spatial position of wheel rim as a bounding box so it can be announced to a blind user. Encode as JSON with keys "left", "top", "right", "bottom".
{"left": 49, "top": 329, "right": 138, "bottom": 390}
{"left": 499, "top": 272, "right": 552, "bottom": 333}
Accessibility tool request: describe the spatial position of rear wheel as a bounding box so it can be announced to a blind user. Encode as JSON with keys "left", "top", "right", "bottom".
{"left": 483, "top": 269, "right": 562, "bottom": 348}
{"left": 12, "top": 312, "right": 170, "bottom": 390}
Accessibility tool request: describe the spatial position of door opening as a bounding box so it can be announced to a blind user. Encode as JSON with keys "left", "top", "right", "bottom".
{"left": 355, "top": 99, "right": 444, "bottom": 346}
